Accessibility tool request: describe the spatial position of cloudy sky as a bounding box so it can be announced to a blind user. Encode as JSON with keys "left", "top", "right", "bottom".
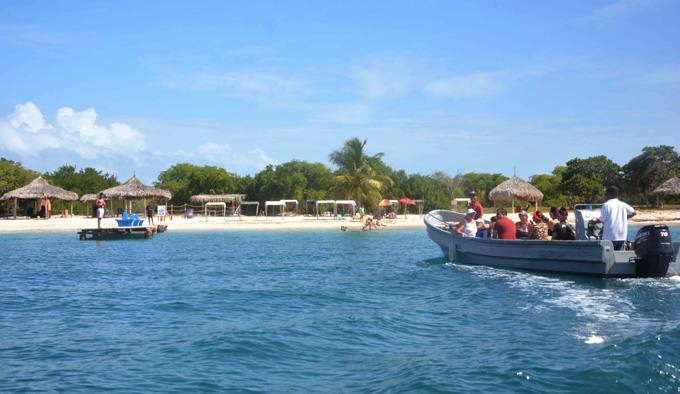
{"left": 1, "top": 0, "right": 679, "bottom": 184}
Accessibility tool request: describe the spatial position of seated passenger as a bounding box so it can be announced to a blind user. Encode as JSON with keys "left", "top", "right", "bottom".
{"left": 492, "top": 208, "right": 517, "bottom": 240}
{"left": 558, "top": 207, "right": 569, "bottom": 221}
{"left": 552, "top": 216, "right": 576, "bottom": 241}
{"left": 515, "top": 210, "right": 530, "bottom": 240}
{"left": 454, "top": 209, "right": 484, "bottom": 237}
{"left": 547, "top": 207, "right": 560, "bottom": 235}
{"left": 487, "top": 216, "right": 498, "bottom": 238}
{"left": 526, "top": 211, "right": 549, "bottom": 240}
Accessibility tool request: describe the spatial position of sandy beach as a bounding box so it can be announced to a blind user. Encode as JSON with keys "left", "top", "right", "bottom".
{"left": 1, "top": 209, "right": 678, "bottom": 234}
{"left": 0, "top": 214, "right": 428, "bottom": 234}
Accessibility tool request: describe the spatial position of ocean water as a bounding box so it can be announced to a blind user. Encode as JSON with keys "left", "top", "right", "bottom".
{"left": 1, "top": 226, "right": 680, "bottom": 393}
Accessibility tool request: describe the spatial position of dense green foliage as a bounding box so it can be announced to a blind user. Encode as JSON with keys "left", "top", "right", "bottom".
{"left": 44, "top": 165, "right": 119, "bottom": 196}
{"left": 2, "top": 144, "right": 680, "bottom": 216}
{"left": 0, "top": 158, "right": 40, "bottom": 196}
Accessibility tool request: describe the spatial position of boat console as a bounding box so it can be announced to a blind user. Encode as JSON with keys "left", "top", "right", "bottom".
{"left": 573, "top": 204, "right": 603, "bottom": 240}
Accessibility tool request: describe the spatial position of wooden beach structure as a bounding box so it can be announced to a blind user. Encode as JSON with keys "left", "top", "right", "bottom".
{"left": 80, "top": 193, "right": 96, "bottom": 217}
{"left": 78, "top": 224, "right": 168, "bottom": 240}
{"left": 489, "top": 173, "right": 544, "bottom": 212}
{"left": 190, "top": 194, "right": 246, "bottom": 218}
{"left": 99, "top": 174, "right": 172, "bottom": 216}
{"left": 0, "top": 176, "right": 78, "bottom": 219}
{"left": 651, "top": 177, "right": 680, "bottom": 209}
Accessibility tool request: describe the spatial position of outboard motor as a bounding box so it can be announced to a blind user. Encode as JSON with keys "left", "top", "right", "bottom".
{"left": 634, "top": 224, "right": 674, "bottom": 278}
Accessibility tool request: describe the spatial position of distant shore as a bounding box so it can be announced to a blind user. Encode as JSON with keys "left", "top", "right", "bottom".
{"left": 0, "top": 209, "right": 678, "bottom": 235}
{"left": 0, "top": 215, "right": 427, "bottom": 234}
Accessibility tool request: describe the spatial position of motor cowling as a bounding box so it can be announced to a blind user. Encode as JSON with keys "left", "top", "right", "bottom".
{"left": 634, "top": 224, "right": 674, "bottom": 278}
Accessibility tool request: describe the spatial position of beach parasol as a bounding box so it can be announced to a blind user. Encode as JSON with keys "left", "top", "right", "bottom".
{"left": 0, "top": 176, "right": 78, "bottom": 219}
{"left": 399, "top": 198, "right": 416, "bottom": 218}
{"left": 650, "top": 177, "right": 680, "bottom": 208}
{"left": 376, "top": 199, "right": 391, "bottom": 206}
{"left": 100, "top": 174, "right": 172, "bottom": 214}
{"left": 488, "top": 173, "right": 544, "bottom": 212}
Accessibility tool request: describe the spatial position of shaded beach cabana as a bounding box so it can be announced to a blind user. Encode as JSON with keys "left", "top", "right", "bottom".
{"left": 265, "top": 200, "right": 286, "bottom": 220}
{"left": 651, "top": 177, "right": 680, "bottom": 209}
{"left": 335, "top": 200, "right": 356, "bottom": 217}
{"left": 413, "top": 200, "right": 425, "bottom": 214}
{"left": 1, "top": 176, "right": 78, "bottom": 219}
{"left": 281, "top": 199, "right": 299, "bottom": 215}
{"left": 190, "top": 194, "right": 246, "bottom": 217}
{"left": 489, "top": 174, "right": 544, "bottom": 212}
{"left": 306, "top": 200, "right": 337, "bottom": 218}
{"left": 238, "top": 201, "right": 260, "bottom": 217}
{"left": 99, "top": 174, "right": 172, "bottom": 215}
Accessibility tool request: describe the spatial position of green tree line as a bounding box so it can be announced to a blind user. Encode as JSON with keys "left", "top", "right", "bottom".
{"left": 2, "top": 142, "right": 680, "bottom": 216}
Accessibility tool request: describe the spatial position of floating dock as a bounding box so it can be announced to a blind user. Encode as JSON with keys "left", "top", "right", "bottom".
{"left": 78, "top": 224, "right": 168, "bottom": 240}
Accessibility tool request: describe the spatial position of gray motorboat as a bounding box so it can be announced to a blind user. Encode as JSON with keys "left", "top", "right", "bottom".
{"left": 424, "top": 204, "right": 679, "bottom": 278}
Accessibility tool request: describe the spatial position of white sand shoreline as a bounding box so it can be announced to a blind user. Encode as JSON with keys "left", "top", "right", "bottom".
{"left": 1, "top": 210, "right": 679, "bottom": 235}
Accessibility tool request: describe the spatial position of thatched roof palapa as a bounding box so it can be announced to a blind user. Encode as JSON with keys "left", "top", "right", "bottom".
{"left": 80, "top": 193, "right": 97, "bottom": 202}
{"left": 190, "top": 194, "right": 247, "bottom": 204}
{"left": 99, "top": 175, "right": 172, "bottom": 200}
{"left": 489, "top": 175, "right": 544, "bottom": 202}
{"left": 651, "top": 177, "right": 680, "bottom": 196}
{"left": 0, "top": 176, "right": 78, "bottom": 201}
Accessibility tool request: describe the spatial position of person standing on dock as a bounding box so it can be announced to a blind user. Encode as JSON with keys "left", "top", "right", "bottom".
{"left": 94, "top": 193, "right": 106, "bottom": 228}
{"left": 146, "top": 202, "right": 154, "bottom": 226}
{"left": 590, "top": 185, "right": 636, "bottom": 250}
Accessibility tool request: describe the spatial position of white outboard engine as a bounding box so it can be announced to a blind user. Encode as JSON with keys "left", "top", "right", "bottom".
{"left": 634, "top": 224, "right": 674, "bottom": 278}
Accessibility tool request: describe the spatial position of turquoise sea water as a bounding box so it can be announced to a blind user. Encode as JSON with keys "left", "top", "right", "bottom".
{"left": 1, "top": 226, "right": 680, "bottom": 393}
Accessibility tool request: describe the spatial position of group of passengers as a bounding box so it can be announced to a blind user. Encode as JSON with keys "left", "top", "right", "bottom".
{"left": 443, "top": 191, "right": 575, "bottom": 241}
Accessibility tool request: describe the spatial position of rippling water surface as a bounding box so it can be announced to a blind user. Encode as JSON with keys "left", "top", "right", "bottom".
{"left": 2, "top": 226, "right": 680, "bottom": 392}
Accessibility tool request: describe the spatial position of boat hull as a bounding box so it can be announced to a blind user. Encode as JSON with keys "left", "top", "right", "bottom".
{"left": 425, "top": 210, "right": 680, "bottom": 278}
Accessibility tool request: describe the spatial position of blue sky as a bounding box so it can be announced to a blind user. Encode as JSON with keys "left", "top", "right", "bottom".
{"left": 1, "top": 0, "right": 679, "bottom": 184}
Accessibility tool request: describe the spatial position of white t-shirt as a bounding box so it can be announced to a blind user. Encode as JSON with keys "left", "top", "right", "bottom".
{"left": 461, "top": 219, "right": 477, "bottom": 237}
{"left": 599, "top": 198, "right": 635, "bottom": 241}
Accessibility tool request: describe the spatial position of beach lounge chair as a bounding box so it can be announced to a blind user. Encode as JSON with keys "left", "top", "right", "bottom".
{"left": 337, "top": 214, "right": 347, "bottom": 220}
{"left": 115, "top": 212, "right": 135, "bottom": 227}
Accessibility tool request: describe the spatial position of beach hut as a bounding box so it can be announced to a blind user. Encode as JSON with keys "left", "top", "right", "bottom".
{"left": 306, "top": 200, "right": 337, "bottom": 218}
{"left": 0, "top": 176, "right": 78, "bottom": 219}
{"left": 281, "top": 199, "right": 299, "bottom": 215}
{"left": 651, "top": 177, "right": 680, "bottom": 209}
{"left": 264, "top": 200, "right": 286, "bottom": 220}
{"left": 488, "top": 174, "right": 544, "bottom": 212}
{"left": 190, "top": 194, "right": 247, "bottom": 217}
{"left": 80, "top": 194, "right": 97, "bottom": 217}
{"left": 99, "top": 174, "right": 172, "bottom": 216}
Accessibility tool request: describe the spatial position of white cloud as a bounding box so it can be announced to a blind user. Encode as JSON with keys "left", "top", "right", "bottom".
{"left": 424, "top": 71, "right": 509, "bottom": 98}
{"left": 347, "top": 59, "right": 414, "bottom": 100}
{"left": 579, "top": 0, "right": 660, "bottom": 26}
{"left": 9, "top": 102, "right": 49, "bottom": 133}
{"left": 1, "top": 102, "right": 146, "bottom": 159}
{"left": 196, "top": 142, "right": 277, "bottom": 172}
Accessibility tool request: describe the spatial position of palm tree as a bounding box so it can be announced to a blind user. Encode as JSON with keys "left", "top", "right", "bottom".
{"left": 329, "top": 138, "right": 393, "bottom": 207}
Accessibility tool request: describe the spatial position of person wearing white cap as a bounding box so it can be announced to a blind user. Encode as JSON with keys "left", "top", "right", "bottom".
{"left": 454, "top": 208, "right": 485, "bottom": 237}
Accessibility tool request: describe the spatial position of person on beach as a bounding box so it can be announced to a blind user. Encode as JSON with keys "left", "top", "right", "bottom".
{"left": 526, "top": 211, "right": 549, "bottom": 241}
{"left": 492, "top": 209, "right": 516, "bottom": 240}
{"left": 146, "top": 202, "right": 154, "bottom": 225}
{"left": 94, "top": 193, "right": 106, "bottom": 228}
{"left": 515, "top": 210, "right": 530, "bottom": 240}
{"left": 468, "top": 191, "right": 483, "bottom": 220}
{"left": 590, "top": 185, "right": 636, "bottom": 250}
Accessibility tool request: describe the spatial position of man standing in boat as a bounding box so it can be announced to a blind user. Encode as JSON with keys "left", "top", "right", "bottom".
{"left": 468, "top": 191, "right": 483, "bottom": 220}
{"left": 590, "top": 185, "right": 636, "bottom": 250}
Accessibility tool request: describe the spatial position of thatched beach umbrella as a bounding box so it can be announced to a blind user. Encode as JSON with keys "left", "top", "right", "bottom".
{"left": 190, "top": 194, "right": 247, "bottom": 218}
{"left": 99, "top": 174, "right": 172, "bottom": 214}
{"left": 651, "top": 177, "right": 680, "bottom": 209}
{"left": 80, "top": 194, "right": 97, "bottom": 217}
{"left": 488, "top": 174, "right": 544, "bottom": 212}
{"left": 0, "top": 176, "right": 78, "bottom": 219}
